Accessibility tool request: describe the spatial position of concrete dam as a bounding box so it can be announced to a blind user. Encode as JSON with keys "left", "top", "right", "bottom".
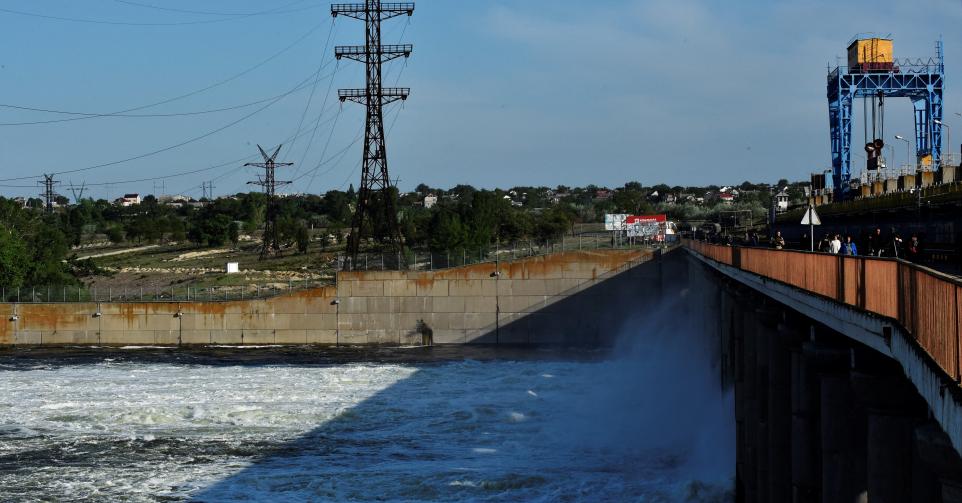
{"left": 4, "top": 246, "right": 962, "bottom": 501}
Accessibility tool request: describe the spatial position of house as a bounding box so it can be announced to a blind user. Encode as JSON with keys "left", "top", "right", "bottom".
{"left": 775, "top": 189, "right": 790, "bottom": 213}
{"left": 423, "top": 194, "right": 438, "bottom": 209}
{"left": 719, "top": 193, "right": 735, "bottom": 205}
{"left": 594, "top": 189, "right": 612, "bottom": 200}
{"left": 159, "top": 194, "right": 190, "bottom": 206}
{"left": 114, "top": 193, "right": 141, "bottom": 207}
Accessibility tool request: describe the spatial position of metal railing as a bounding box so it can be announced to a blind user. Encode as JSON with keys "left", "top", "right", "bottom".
{"left": 685, "top": 239, "right": 962, "bottom": 382}
{"left": 337, "top": 236, "right": 672, "bottom": 272}
{"left": 0, "top": 279, "right": 334, "bottom": 304}
{"left": 1, "top": 237, "right": 668, "bottom": 303}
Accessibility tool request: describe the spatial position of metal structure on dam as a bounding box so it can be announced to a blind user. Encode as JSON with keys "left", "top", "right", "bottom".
{"left": 687, "top": 239, "right": 962, "bottom": 502}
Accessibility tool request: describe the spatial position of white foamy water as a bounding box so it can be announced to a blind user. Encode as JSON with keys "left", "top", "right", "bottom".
{"left": 0, "top": 358, "right": 733, "bottom": 502}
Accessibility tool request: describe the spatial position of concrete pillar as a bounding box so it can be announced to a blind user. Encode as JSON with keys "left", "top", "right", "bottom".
{"left": 753, "top": 310, "right": 770, "bottom": 500}
{"left": 866, "top": 413, "right": 914, "bottom": 502}
{"left": 791, "top": 347, "right": 819, "bottom": 502}
{"left": 765, "top": 320, "right": 792, "bottom": 501}
{"left": 736, "top": 303, "right": 757, "bottom": 502}
{"left": 820, "top": 372, "right": 867, "bottom": 502}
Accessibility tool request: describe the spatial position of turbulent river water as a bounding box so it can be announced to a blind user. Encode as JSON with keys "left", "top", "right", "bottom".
{"left": 0, "top": 345, "right": 733, "bottom": 502}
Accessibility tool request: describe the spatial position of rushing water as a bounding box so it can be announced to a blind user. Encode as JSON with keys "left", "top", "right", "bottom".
{"left": 0, "top": 345, "right": 733, "bottom": 502}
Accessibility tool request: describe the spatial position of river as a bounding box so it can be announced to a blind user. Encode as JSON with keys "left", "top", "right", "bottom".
{"left": 0, "top": 345, "right": 733, "bottom": 502}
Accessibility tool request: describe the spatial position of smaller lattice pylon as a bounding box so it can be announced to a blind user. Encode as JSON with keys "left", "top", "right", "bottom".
{"left": 246, "top": 145, "right": 293, "bottom": 259}
{"left": 37, "top": 174, "right": 62, "bottom": 213}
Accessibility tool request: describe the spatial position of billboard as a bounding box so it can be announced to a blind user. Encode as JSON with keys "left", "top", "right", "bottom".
{"left": 625, "top": 214, "right": 667, "bottom": 239}
{"left": 604, "top": 214, "right": 627, "bottom": 231}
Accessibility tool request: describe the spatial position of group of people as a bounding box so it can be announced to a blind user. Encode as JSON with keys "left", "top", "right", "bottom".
{"left": 772, "top": 227, "right": 922, "bottom": 261}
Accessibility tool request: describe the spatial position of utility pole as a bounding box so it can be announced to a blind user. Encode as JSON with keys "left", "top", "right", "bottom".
{"left": 153, "top": 180, "right": 166, "bottom": 198}
{"left": 37, "top": 174, "right": 61, "bottom": 213}
{"left": 201, "top": 181, "right": 216, "bottom": 200}
{"left": 332, "top": 1, "right": 414, "bottom": 269}
{"left": 67, "top": 180, "right": 86, "bottom": 203}
{"left": 246, "top": 145, "right": 293, "bottom": 259}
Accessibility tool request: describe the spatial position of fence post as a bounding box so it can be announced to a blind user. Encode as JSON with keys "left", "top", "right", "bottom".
{"left": 63, "top": 286, "right": 66, "bottom": 303}
{"left": 430, "top": 253, "right": 433, "bottom": 270}
{"left": 108, "top": 287, "right": 111, "bottom": 302}
{"left": 397, "top": 250, "right": 401, "bottom": 271}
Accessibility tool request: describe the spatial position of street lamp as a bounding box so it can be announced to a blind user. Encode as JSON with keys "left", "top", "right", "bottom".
{"left": 895, "top": 135, "right": 911, "bottom": 168}
{"left": 934, "top": 119, "right": 951, "bottom": 166}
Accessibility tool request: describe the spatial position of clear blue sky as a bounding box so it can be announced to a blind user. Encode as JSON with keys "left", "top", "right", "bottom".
{"left": 0, "top": 0, "right": 959, "bottom": 200}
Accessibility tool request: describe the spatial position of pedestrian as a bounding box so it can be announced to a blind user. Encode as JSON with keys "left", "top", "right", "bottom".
{"left": 842, "top": 235, "right": 858, "bottom": 256}
{"left": 749, "top": 229, "right": 759, "bottom": 247}
{"left": 829, "top": 234, "right": 842, "bottom": 254}
{"left": 868, "top": 227, "right": 883, "bottom": 257}
{"left": 771, "top": 230, "right": 785, "bottom": 250}
{"left": 887, "top": 230, "right": 903, "bottom": 258}
{"left": 906, "top": 234, "right": 921, "bottom": 262}
{"left": 818, "top": 233, "right": 831, "bottom": 253}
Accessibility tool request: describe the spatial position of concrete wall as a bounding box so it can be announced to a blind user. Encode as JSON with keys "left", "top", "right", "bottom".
{"left": 0, "top": 249, "right": 656, "bottom": 346}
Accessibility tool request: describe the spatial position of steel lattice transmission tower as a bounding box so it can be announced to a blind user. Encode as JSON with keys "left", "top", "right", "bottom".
{"left": 332, "top": 1, "right": 413, "bottom": 268}
{"left": 246, "top": 145, "right": 293, "bottom": 259}
{"left": 38, "top": 174, "right": 61, "bottom": 214}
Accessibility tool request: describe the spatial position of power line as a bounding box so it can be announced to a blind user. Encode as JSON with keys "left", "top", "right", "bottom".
{"left": 287, "top": 19, "right": 339, "bottom": 161}
{"left": 0, "top": 1, "right": 319, "bottom": 27}
{"left": 0, "top": 58, "right": 335, "bottom": 183}
{"left": 111, "top": 0, "right": 306, "bottom": 17}
{"left": 163, "top": 101, "right": 345, "bottom": 196}
{"left": 0, "top": 73, "right": 329, "bottom": 126}
{"left": 0, "top": 20, "right": 328, "bottom": 127}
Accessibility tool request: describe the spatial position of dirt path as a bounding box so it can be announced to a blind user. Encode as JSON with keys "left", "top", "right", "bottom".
{"left": 75, "top": 245, "right": 160, "bottom": 260}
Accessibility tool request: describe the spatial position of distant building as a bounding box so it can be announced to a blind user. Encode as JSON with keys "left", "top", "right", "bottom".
{"left": 114, "top": 193, "right": 141, "bottom": 207}
{"left": 594, "top": 189, "right": 612, "bottom": 200}
{"left": 12, "top": 197, "right": 27, "bottom": 208}
{"left": 775, "top": 189, "right": 790, "bottom": 213}
{"left": 424, "top": 194, "right": 438, "bottom": 209}
{"left": 719, "top": 193, "right": 735, "bottom": 205}
{"left": 159, "top": 194, "right": 190, "bottom": 205}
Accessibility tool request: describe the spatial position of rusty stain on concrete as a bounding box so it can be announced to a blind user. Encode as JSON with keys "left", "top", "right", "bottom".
{"left": 0, "top": 250, "right": 649, "bottom": 346}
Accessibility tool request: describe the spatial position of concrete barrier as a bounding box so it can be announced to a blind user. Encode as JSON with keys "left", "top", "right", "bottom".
{"left": 0, "top": 249, "right": 657, "bottom": 346}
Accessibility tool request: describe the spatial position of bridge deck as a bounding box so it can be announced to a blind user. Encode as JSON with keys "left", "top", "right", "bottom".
{"left": 686, "top": 239, "right": 962, "bottom": 457}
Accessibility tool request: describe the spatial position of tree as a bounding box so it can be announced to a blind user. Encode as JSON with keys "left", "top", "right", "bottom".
{"left": 228, "top": 221, "right": 240, "bottom": 248}
{"left": 295, "top": 225, "right": 309, "bottom": 254}
{"left": 0, "top": 228, "right": 28, "bottom": 289}
{"left": 106, "top": 225, "right": 125, "bottom": 244}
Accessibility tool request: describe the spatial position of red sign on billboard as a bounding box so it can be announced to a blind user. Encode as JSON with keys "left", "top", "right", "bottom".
{"left": 625, "top": 214, "right": 667, "bottom": 225}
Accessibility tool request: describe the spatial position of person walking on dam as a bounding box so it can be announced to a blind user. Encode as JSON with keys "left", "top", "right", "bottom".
{"left": 771, "top": 231, "right": 785, "bottom": 250}
{"left": 842, "top": 235, "right": 858, "bottom": 256}
{"left": 868, "top": 227, "right": 883, "bottom": 256}
{"left": 829, "top": 234, "right": 842, "bottom": 254}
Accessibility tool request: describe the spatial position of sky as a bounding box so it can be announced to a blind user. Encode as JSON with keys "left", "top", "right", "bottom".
{"left": 0, "top": 0, "right": 960, "bottom": 200}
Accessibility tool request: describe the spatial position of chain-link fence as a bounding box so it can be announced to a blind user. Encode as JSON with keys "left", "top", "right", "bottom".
{"left": 1, "top": 279, "right": 335, "bottom": 304}
{"left": 4, "top": 236, "right": 668, "bottom": 303}
{"left": 338, "top": 235, "right": 670, "bottom": 271}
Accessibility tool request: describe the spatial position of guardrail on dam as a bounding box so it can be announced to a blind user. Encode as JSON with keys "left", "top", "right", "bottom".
{"left": 685, "top": 239, "right": 962, "bottom": 501}
{"left": 0, "top": 248, "right": 660, "bottom": 347}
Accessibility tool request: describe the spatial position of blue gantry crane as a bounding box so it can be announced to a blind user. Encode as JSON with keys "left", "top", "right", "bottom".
{"left": 827, "top": 37, "right": 944, "bottom": 198}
